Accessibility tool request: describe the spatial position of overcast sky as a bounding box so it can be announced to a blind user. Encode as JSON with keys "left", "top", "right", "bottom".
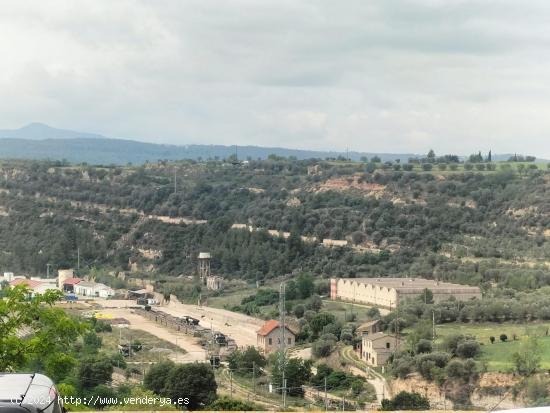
{"left": 2, "top": 0, "right": 550, "bottom": 157}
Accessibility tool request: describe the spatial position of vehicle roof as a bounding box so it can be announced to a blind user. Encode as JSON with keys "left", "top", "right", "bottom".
{"left": 0, "top": 374, "right": 55, "bottom": 406}
{"left": 0, "top": 374, "right": 33, "bottom": 401}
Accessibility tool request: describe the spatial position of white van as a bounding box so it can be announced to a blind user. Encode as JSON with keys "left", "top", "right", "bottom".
{"left": 0, "top": 373, "right": 63, "bottom": 413}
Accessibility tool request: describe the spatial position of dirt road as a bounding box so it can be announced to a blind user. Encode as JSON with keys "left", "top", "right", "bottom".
{"left": 98, "top": 308, "right": 207, "bottom": 362}
{"left": 162, "top": 301, "right": 264, "bottom": 348}
{"left": 94, "top": 298, "right": 263, "bottom": 349}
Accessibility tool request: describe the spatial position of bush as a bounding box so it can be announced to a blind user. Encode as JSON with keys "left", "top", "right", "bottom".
{"left": 312, "top": 335, "right": 337, "bottom": 358}
{"left": 144, "top": 360, "right": 176, "bottom": 395}
{"left": 456, "top": 340, "right": 481, "bottom": 358}
{"left": 422, "top": 163, "right": 433, "bottom": 171}
{"left": 366, "top": 307, "right": 381, "bottom": 319}
{"left": 294, "top": 304, "right": 305, "bottom": 319}
{"left": 381, "top": 391, "right": 430, "bottom": 411}
{"left": 391, "top": 353, "right": 414, "bottom": 379}
{"left": 207, "top": 396, "right": 259, "bottom": 411}
{"left": 416, "top": 339, "right": 432, "bottom": 354}
{"left": 500, "top": 334, "right": 508, "bottom": 342}
{"left": 164, "top": 363, "right": 217, "bottom": 409}
{"left": 416, "top": 352, "right": 450, "bottom": 380}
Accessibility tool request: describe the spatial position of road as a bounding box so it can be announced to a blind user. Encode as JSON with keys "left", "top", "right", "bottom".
{"left": 339, "top": 345, "right": 391, "bottom": 404}
{"left": 96, "top": 307, "right": 207, "bottom": 362}
{"left": 163, "top": 300, "right": 264, "bottom": 348}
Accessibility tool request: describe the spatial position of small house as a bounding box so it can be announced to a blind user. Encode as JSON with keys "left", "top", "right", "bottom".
{"left": 361, "top": 332, "right": 400, "bottom": 367}
{"left": 257, "top": 320, "right": 295, "bottom": 354}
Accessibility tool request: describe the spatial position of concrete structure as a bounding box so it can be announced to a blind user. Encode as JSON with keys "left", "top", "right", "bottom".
{"left": 3, "top": 272, "right": 14, "bottom": 282}
{"left": 256, "top": 320, "right": 295, "bottom": 354}
{"left": 206, "top": 275, "right": 224, "bottom": 291}
{"left": 361, "top": 332, "right": 400, "bottom": 367}
{"left": 331, "top": 277, "right": 482, "bottom": 308}
{"left": 75, "top": 281, "right": 114, "bottom": 298}
{"left": 57, "top": 269, "right": 74, "bottom": 288}
{"left": 198, "top": 252, "right": 211, "bottom": 282}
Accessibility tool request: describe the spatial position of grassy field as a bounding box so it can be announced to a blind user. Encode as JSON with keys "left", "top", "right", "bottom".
{"left": 435, "top": 322, "right": 550, "bottom": 372}
{"left": 99, "top": 326, "right": 186, "bottom": 363}
{"left": 322, "top": 300, "right": 387, "bottom": 323}
{"left": 205, "top": 286, "right": 257, "bottom": 308}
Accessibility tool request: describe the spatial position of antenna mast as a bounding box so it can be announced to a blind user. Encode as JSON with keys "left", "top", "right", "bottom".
{"left": 279, "top": 282, "right": 287, "bottom": 409}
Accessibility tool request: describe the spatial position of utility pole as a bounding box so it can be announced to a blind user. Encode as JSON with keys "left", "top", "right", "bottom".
{"left": 46, "top": 263, "right": 51, "bottom": 278}
{"left": 279, "top": 282, "right": 287, "bottom": 409}
{"left": 252, "top": 361, "right": 256, "bottom": 397}
{"left": 174, "top": 167, "right": 177, "bottom": 194}
{"left": 324, "top": 377, "right": 328, "bottom": 411}
{"left": 77, "top": 247, "right": 80, "bottom": 270}
{"left": 230, "top": 370, "right": 233, "bottom": 398}
{"left": 432, "top": 310, "right": 436, "bottom": 342}
{"left": 395, "top": 303, "right": 399, "bottom": 350}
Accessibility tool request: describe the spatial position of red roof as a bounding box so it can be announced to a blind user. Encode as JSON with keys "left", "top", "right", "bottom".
{"left": 10, "top": 278, "right": 42, "bottom": 288}
{"left": 63, "top": 277, "right": 82, "bottom": 285}
{"left": 257, "top": 320, "right": 295, "bottom": 336}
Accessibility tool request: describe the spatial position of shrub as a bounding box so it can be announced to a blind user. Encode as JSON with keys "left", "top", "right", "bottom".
{"left": 415, "top": 352, "right": 450, "bottom": 380}
{"left": 456, "top": 340, "right": 481, "bottom": 359}
{"left": 207, "top": 396, "right": 259, "bottom": 411}
{"left": 144, "top": 360, "right": 176, "bottom": 395}
{"left": 416, "top": 339, "right": 433, "bottom": 354}
{"left": 381, "top": 391, "right": 430, "bottom": 411}
{"left": 293, "top": 304, "right": 305, "bottom": 319}
{"left": 500, "top": 334, "right": 508, "bottom": 342}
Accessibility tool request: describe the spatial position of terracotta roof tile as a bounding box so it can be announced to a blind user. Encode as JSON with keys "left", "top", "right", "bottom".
{"left": 10, "top": 278, "right": 42, "bottom": 288}
{"left": 62, "top": 277, "right": 82, "bottom": 285}
{"left": 257, "top": 319, "right": 295, "bottom": 336}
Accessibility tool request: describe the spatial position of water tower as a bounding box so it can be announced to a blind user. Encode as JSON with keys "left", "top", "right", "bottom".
{"left": 197, "top": 252, "right": 211, "bottom": 283}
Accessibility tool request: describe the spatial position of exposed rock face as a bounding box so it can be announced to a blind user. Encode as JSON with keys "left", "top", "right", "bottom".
{"left": 391, "top": 372, "right": 526, "bottom": 410}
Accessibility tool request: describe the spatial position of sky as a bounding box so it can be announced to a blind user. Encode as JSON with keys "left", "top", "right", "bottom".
{"left": 1, "top": 0, "right": 550, "bottom": 157}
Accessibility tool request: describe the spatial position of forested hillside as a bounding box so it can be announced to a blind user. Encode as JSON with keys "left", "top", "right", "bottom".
{"left": 0, "top": 157, "right": 548, "bottom": 292}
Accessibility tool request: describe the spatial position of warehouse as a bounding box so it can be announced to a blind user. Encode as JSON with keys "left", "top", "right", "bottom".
{"left": 330, "top": 277, "right": 481, "bottom": 308}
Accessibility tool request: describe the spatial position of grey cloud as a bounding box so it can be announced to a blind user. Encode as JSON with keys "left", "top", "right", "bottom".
{"left": 1, "top": 0, "right": 550, "bottom": 157}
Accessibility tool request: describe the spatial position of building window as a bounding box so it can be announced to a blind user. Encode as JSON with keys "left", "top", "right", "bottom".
{"left": 287, "top": 338, "right": 291, "bottom": 344}
{"left": 268, "top": 338, "right": 272, "bottom": 345}
{"left": 277, "top": 338, "right": 281, "bottom": 344}
{"left": 386, "top": 342, "right": 390, "bottom": 349}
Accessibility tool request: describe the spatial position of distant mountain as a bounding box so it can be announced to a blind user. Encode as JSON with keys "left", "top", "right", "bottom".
{"left": 0, "top": 122, "right": 105, "bottom": 140}
{"left": 0, "top": 123, "right": 545, "bottom": 165}
{"left": 0, "top": 123, "right": 418, "bottom": 164}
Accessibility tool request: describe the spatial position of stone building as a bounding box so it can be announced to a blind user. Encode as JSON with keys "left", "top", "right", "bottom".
{"left": 361, "top": 332, "right": 401, "bottom": 367}
{"left": 256, "top": 320, "right": 295, "bottom": 354}
{"left": 331, "top": 277, "right": 481, "bottom": 308}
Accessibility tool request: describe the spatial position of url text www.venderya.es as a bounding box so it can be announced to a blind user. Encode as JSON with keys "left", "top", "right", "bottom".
{"left": 64, "top": 396, "right": 190, "bottom": 406}
{"left": 11, "top": 396, "right": 190, "bottom": 407}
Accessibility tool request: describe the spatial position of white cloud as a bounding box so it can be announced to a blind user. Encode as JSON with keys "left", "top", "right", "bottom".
{"left": 1, "top": 0, "right": 550, "bottom": 157}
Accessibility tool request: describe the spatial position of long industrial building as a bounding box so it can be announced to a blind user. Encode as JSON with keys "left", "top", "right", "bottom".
{"left": 330, "top": 277, "right": 481, "bottom": 308}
